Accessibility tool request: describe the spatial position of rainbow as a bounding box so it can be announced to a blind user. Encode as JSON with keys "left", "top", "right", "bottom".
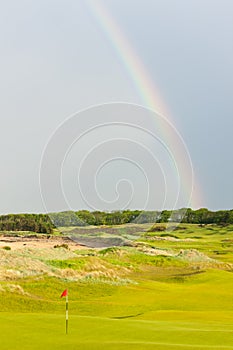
{"left": 86, "top": 0, "right": 203, "bottom": 209}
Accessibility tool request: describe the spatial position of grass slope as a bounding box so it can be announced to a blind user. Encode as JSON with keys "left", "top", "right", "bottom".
{"left": 1, "top": 313, "right": 233, "bottom": 350}
{"left": 0, "top": 224, "right": 233, "bottom": 349}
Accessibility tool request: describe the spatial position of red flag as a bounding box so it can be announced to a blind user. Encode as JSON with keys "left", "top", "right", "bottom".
{"left": 61, "top": 289, "right": 68, "bottom": 298}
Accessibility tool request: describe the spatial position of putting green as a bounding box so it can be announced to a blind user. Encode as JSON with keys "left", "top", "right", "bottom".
{"left": 1, "top": 312, "right": 233, "bottom": 350}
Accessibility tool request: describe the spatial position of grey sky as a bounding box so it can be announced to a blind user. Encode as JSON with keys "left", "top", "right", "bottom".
{"left": 1, "top": 0, "right": 233, "bottom": 214}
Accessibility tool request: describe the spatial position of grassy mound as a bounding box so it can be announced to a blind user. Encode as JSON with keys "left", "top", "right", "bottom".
{"left": 0, "top": 223, "right": 233, "bottom": 348}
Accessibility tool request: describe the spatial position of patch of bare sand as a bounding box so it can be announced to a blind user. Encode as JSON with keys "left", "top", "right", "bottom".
{"left": 0, "top": 236, "right": 130, "bottom": 282}
{"left": 0, "top": 235, "right": 89, "bottom": 280}
{"left": 0, "top": 234, "right": 85, "bottom": 251}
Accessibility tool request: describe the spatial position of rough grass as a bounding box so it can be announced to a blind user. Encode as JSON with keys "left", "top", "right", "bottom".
{"left": 1, "top": 269, "right": 233, "bottom": 348}
{"left": 0, "top": 223, "right": 233, "bottom": 348}
{"left": 141, "top": 224, "right": 233, "bottom": 264}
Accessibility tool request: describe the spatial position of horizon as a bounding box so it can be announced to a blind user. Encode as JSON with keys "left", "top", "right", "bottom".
{"left": 1, "top": 206, "right": 233, "bottom": 216}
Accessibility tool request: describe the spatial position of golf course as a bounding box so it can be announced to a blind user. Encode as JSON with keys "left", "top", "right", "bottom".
{"left": 1, "top": 0, "right": 232, "bottom": 348}
{"left": 0, "top": 222, "right": 233, "bottom": 349}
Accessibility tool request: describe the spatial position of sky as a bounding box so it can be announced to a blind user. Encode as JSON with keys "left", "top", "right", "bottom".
{"left": 1, "top": 0, "right": 233, "bottom": 214}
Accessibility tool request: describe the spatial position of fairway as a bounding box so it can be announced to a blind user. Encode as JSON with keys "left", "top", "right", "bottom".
{"left": 1, "top": 312, "right": 233, "bottom": 350}
{"left": 1, "top": 223, "right": 233, "bottom": 349}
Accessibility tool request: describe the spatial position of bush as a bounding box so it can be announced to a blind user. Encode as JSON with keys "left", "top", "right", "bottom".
{"left": 148, "top": 225, "right": 166, "bottom": 232}
{"left": 2, "top": 246, "right": 11, "bottom": 250}
{"left": 54, "top": 243, "right": 69, "bottom": 249}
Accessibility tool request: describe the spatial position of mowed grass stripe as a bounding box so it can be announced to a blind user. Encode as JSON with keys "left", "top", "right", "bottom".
{"left": 0, "top": 313, "right": 232, "bottom": 350}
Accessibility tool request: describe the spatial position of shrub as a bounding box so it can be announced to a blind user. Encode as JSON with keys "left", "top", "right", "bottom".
{"left": 2, "top": 246, "right": 11, "bottom": 250}
{"left": 54, "top": 243, "right": 69, "bottom": 249}
{"left": 148, "top": 225, "right": 166, "bottom": 232}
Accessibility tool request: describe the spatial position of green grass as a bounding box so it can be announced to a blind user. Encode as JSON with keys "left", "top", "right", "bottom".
{"left": 1, "top": 269, "right": 233, "bottom": 349}
{"left": 98, "top": 247, "right": 187, "bottom": 269}
{"left": 48, "top": 258, "right": 86, "bottom": 270}
{"left": 1, "top": 312, "right": 233, "bottom": 350}
{"left": 0, "top": 223, "right": 233, "bottom": 348}
{"left": 140, "top": 224, "right": 233, "bottom": 264}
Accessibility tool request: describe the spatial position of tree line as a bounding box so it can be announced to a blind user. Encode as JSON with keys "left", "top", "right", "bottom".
{"left": 0, "top": 214, "right": 54, "bottom": 233}
{"left": 0, "top": 208, "right": 233, "bottom": 233}
{"left": 50, "top": 208, "right": 233, "bottom": 227}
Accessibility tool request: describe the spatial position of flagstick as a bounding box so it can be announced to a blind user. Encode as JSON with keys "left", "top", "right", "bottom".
{"left": 66, "top": 293, "right": 68, "bottom": 334}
